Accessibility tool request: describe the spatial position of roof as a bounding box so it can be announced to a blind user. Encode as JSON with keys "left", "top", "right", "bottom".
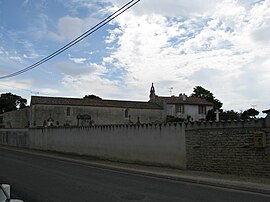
{"left": 30, "top": 96, "right": 163, "bottom": 110}
{"left": 153, "top": 95, "right": 213, "bottom": 106}
{"left": 262, "top": 109, "right": 270, "bottom": 113}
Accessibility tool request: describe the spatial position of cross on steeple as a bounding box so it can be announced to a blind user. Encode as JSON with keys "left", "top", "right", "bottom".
{"left": 149, "top": 82, "right": 156, "bottom": 101}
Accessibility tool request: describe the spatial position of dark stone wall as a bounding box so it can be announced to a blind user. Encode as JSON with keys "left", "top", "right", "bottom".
{"left": 186, "top": 119, "right": 270, "bottom": 177}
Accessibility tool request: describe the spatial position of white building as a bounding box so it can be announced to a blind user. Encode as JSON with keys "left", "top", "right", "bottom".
{"left": 149, "top": 83, "right": 213, "bottom": 121}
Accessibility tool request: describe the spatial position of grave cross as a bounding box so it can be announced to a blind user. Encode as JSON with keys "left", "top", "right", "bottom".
{"left": 215, "top": 110, "right": 220, "bottom": 121}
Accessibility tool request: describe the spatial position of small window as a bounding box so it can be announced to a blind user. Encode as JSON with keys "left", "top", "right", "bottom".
{"left": 67, "top": 107, "right": 71, "bottom": 116}
{"left": 198, "top": 105, "right": 206, "bottom": 114}
{"left": 176, "top": 105, "right": 184, "bottom": 113}
{"left": 124, "top": 109, "right": 129, "bottom": 118}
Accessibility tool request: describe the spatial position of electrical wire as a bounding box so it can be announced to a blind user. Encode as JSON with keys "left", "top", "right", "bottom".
{"left": 0, "top": 0, "right": 140, "bottom": 79}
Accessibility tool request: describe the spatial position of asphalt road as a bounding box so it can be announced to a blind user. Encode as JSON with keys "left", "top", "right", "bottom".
{"left": 0, "top": 147, "right": 270, "bottom": 202}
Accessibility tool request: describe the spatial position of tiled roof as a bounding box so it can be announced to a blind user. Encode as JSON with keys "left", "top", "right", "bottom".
{"left": 153, "top": 96, "right": 213, "bottom": 106}
{"left": 30, "top": 96, "right": 162, "bottom": 110}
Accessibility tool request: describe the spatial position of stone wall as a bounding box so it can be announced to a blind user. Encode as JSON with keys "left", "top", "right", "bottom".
{"left": 1, "top": 108, "right": 29, "bottom": 128}
{"left": 186, "top": 119, "right": 270, "bottom": 177}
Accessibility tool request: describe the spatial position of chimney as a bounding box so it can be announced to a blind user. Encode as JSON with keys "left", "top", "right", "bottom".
{"left": 180, "top": 93, "right": 187, "bottom": 101}
{"left": 183, "top": 93, "right": 187, "bottom": 101}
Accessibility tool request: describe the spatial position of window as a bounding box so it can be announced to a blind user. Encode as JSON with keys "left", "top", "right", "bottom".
{"left": 198, "top": 105, "right": 206, "bottom": 114}
{"left": 67, "top": 107, "right": 71, "bottom": 116}
{"left": 180, "top": 105, "right": 184, "bottom": 113}
{"left": 124, "top": 109, "right": 129, "bottom": 118}
{"left": 176, "top": 105, "right": 184, "bottom": 113}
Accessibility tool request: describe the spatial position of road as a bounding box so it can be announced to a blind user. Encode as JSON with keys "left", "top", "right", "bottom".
{"left": 0, "top": 147, "right": 269, "bottom": 202}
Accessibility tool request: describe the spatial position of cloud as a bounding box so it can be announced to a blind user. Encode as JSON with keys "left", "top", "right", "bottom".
{"left": 49, "top": 16, "right": 83, "bottom": 41}
{"left": 54, "top": 61, "right": 98, "bottom": 76}
{"left": 97, "top": 0, "right": 270, "bottom": 111}
{"left": 69, "top": 57, "right": 87, "bottom": 64}
{"left": 36, "top": 88, "right": 60, "bottom": 95}
{"left": 59, "top": 62, "right": 122, "bottom": 98}
{"left": 0, "top": 47, "right": 29, "bottom": 76}
{"left": 27, "top": 14, "right": 49, "bottom": 40}
{"left": 105, "top": 0, "right": 220, "bottom": 16}
{"left": 49, "top": 15, "right": 98, "bottom": 41}
{"left": 9, "top": 56, "right": 24, "bottom": 64}
{"left": 251, "top": 26, "right": 270, "bottom": 42}
{"left": 0, "top": 80, "right": 33, "bottom": 91}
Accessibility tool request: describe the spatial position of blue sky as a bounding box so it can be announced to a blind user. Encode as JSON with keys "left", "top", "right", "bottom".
{"left": 0, "top": 0, "right": 270, "bottom": 114}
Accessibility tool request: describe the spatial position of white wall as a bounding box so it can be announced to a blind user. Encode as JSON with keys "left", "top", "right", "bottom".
{"left": 28, "top": 124, "right": 186, "bottom": 169}
{"left": 166, "top": 104, "right": 213, "bottom": 121}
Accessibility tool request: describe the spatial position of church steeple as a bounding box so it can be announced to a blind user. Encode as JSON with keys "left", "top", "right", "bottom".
{"left": 149, "top": 82, "right": 156, "bottom": 101}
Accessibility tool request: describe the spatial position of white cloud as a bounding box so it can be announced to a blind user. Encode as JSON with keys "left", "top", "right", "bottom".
{"left": 36, "top": 88, "right": 60, "bottom": 95}
{"left": 251, "top": 26, "right": 270, "bottom": 42}
{"left": 105, "top": 0, "right": 220, "bottom": 16}
{"left": 0, "top": 80, "right": 33, "bottom": 91}
{"left": 97, "top": 0, "right": 270, "bottom": 112}
{"left": 69, "top": 57, "right": 87, "bottom": 64}
{"left": 49, "top": 16, "right": 83, "bottom": 41}
{"left": 9, "top": 56, "right": 24, "bottom": 63}
{"left": 55, "top": 61, "right": 98, "bottom": 76}
{"left": 49, "top": 16, "right": 98, "bottom": 41}
{"left": 60, "top": 62, "right": 122, "bottom": 98}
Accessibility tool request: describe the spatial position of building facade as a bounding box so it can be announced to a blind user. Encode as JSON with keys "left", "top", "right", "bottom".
{"left": 0, "top": 84, "right": 213, "bottom": 128}
{"left": 149, "top": 83, "right": 213, "bottom": 121}
{"left": 29, "top": 96, "right": 165, "bottom": 127}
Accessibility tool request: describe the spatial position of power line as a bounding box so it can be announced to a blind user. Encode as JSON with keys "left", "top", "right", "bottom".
{"left": 0, "top": 0, "right": 140, "bottom": 79}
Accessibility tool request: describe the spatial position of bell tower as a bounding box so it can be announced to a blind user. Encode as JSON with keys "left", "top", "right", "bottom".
{"left": 149, "top": 82, "right": 156, "bottom": 101}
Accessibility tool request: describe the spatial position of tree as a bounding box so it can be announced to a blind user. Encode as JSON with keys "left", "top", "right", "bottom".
{"left": 191, "top": 86, "right": 223, "bottom": 120}
{"left": 191, "top": 86, "right": 223, "bottom": 110}
{"left": 83, "top": 94, "right": 102, "bottom": 100}
{"left": 0, "top": 93, "right": 27, "bottom": 114}
{"left": 220, "top": 110, "right": 241, "bottom": 120}
{"left": 240, "top": 108, "right": 259, "bottom": 119}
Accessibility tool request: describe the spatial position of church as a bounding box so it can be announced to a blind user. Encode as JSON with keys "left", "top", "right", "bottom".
{"left": 0, "top": 84, "right": 213, "bottom": 128}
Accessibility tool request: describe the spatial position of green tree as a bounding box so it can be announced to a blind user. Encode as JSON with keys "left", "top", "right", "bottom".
{"left": 220, "top": 110, "right": 241, "bottom": 120}
{"left": 240, "top": 108, "right": 259, "bottom": 119}
{"left": 191, "top": 86, "right": 223, "bottom": 110}
{"left": 191, "top": 86, "right": 223, "bottom": 120}
{"left": 0, "top": 93, "right": 27, "bottom": 114}
{"left": 83, "top": 94, "right": 102, "bottom": 100}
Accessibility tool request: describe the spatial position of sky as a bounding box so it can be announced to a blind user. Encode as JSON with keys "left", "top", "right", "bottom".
{"left": 0, "top": 0, "right": 269, "bottom": 114}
